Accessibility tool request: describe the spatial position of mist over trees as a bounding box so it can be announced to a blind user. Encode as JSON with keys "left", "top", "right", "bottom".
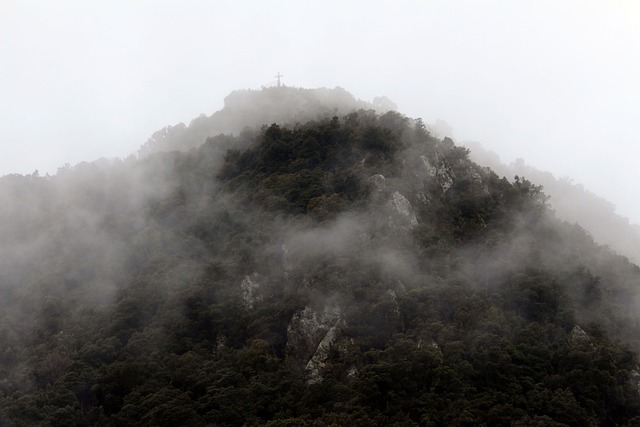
{"left": 1, "top": 87, "right": 640, "bottom": 425}
{"left": 463, "top": 140, "right": 640, "bottom": 265}
{"left": 138, "top": 87, "right": 378, "bottom": 156}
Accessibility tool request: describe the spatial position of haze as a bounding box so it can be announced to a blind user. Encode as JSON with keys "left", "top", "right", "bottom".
{"left": 2, "top": 0, "right": 639, "bottom": 223}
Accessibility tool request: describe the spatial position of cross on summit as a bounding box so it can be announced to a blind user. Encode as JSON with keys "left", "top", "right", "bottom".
{"left": 275, "top": 72, "right": 284, "bottom": 87}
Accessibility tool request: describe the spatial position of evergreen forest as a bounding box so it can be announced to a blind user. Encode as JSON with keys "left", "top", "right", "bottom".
{"left": 1, "top": 87, "right": 640, "bottom": 426}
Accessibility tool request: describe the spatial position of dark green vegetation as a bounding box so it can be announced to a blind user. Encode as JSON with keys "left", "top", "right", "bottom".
{"left": 464, "top": 140, "right": 640, "bottom": 265}
{"left": 1, "top": 89, "right": 640, "bottom": 426}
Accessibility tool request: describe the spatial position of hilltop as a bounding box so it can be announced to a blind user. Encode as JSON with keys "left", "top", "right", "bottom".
{"left": 139, "top": 86, "right": 386, "bottom": 156}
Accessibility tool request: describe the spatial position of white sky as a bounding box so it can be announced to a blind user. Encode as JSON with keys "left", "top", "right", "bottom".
{"left": 2, "top": 0, "right": 639, "bottom": 223}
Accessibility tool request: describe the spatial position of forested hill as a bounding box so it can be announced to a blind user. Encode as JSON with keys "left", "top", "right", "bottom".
{"left": 2, "top": 88, "right": 640, "bottom": 425}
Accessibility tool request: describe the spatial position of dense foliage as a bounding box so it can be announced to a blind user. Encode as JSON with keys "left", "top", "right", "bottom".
{"left": 1, "top": 96, "right": 640, "bottom": 425}
{"left": 465, "top": 140, "right": 640, "bottom": 265}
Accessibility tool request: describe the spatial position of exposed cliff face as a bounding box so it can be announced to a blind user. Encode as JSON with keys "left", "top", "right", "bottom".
{"left": 569, "top": 325, "right": 590, "bottom": 344}
{"left": 240, "top": 273, "right": 262, "bottom": 309}
{"left": 388, "top": 191, "right": 418, "bottom": 228}
{"left": 419, "top": 150, "right": 456, "bottom": 194}
{"left": 286, "top": 302, "right": 345, "bottom": 383}
{"left": 385, "top": 289, "right": 401, "bottom": 315}
{"left": 420, "top": 155, "right": 438, "bottom": 179}
{"left": 305, "top": 324, "right": 342, "bottom": 384}
{"left": 369, "top": 175, "right": 418, "bottom": 230}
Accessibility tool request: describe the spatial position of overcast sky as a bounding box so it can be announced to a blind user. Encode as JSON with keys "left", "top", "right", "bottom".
{"left": 2, "top": 0, "right": 639, "bottom": 223}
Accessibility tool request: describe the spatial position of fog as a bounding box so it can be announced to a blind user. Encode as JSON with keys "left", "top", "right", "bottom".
{"left": 2, "top": 82, "right": 640, "bottom": 423}
{"left": 2, "top": 0, "right": 639, "bottom": 226}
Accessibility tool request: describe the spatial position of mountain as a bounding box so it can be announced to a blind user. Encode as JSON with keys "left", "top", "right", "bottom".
{"left": 463, "top": 140, "right": 640, "bottom": 265}
{"left": 1, "top": 87, "right": 640, "bottom": 426}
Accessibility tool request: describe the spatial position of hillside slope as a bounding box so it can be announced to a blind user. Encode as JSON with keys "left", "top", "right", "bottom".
{"left": 1, "top": 88, "right": 640, "bottom": 425}
{"left": 464, "top": 140, "right": 640, "bottom": 265}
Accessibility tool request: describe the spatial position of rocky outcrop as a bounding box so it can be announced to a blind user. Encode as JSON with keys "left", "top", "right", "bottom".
{"left": 436, "top": 162, "right": 456, "bottom": 193}
{"left": 568, "top": 325, "right": 596, "bottom": 350}
{"left": 368, "top": 174, "right": 418, "bottom": 230}
{"left": 569, "top": 325, "right": 590, "bottom": 344}
{"left": 369, "top": 174, "right": 387, "bottom": 192}
{"left": 388, "top": 191, "right": 418, "bottom": 228}
{"left": 420, "top": 155, "right": 438, "bottom": 178}
{"left": 286, "top": 302, "right": 344, "bottom": 383}
{"left": 305, "top": 325, "right": 340, "bottom": 384}
{"left": 385, "top": 289, "right": 401, "bottom": 322}
{"left": 240, "top": 273, "right": 262, "bottom": 309}
{"left": 420, "top": 153, "right": 455, "bottom": 193}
